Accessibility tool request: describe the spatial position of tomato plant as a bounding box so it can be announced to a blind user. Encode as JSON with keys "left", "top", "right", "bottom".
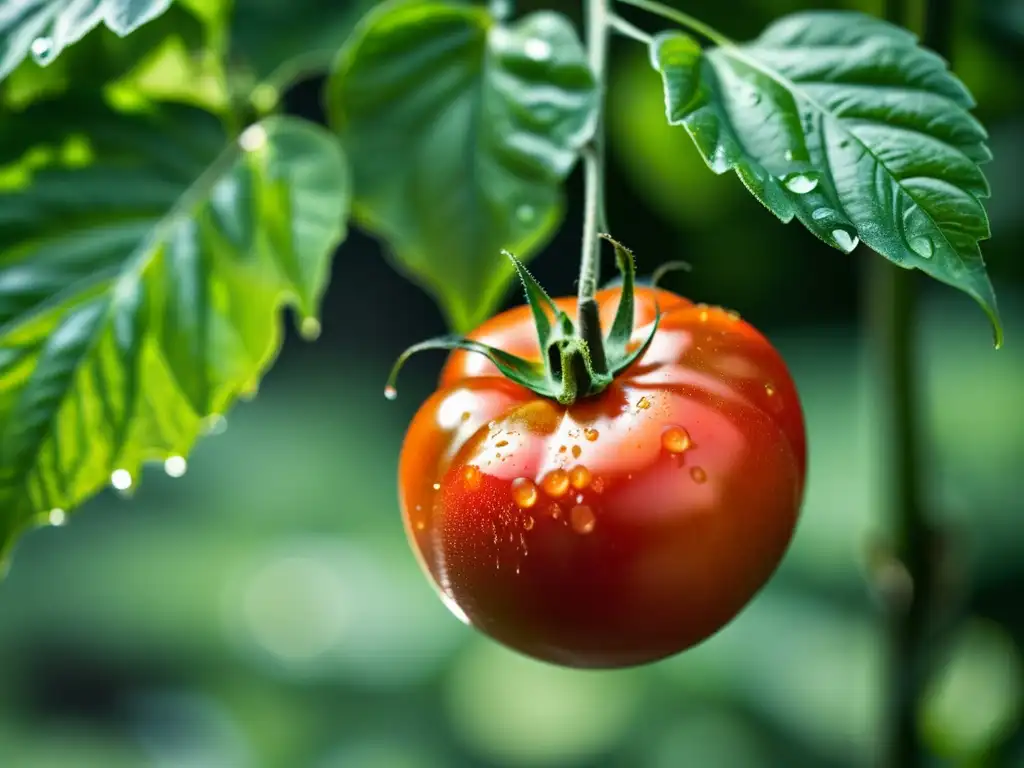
{"left": 0, "top": 0, "right": 1003, "bottom": 763}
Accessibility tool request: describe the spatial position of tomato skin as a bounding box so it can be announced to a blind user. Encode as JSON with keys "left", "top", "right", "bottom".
{"left": 399, "top": 287, "right": 806, "bottom": 668}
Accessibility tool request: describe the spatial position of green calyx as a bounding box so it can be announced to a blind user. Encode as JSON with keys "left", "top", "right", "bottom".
{"left": 385, "top": 235, "right": 661, "bottom": 405}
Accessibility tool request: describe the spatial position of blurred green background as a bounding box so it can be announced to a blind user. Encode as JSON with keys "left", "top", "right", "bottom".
{"left": 1, "top": 0, "right": 1022, "bottom": 766}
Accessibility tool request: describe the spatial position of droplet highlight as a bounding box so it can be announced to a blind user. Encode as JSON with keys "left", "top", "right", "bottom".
{"left": 523, "top": 516, "right": 535, "bottom": 531}
{"left": 569, "top": 465, "right": 591, "bottom": 490}
{"left": 524, "top": 38, "right": 552, "bottom": 61}
{"left": 548, "top": 503, "right": 563, "bottom": 520}
{"left": 48, "top": 508, "right": 66, "bottom": 526}
{"left": 690, "top": 466, "right": 707, "bottom": 484}
{"left": 299, "top": 317, "right": 322, "bottom": 340}
{"left": 541, "top": 469, "right": 570, "bottom": 497}
{"left": 571, "top": 444, "right": 582, "bottom": 458}
{"left": 164, "top": 455, "right": 188, "bottom": 478}
{"left": 238, "top": 124, "right": 268, "bottom": 152}
{"left": 584, "top": 428, "right": 599, "bottom": 442}
{"left": 784, "top": 173, "right": 819, "bottom": 194}
{"left": 111, "top": 469, "right": 133, "bottom": 491}
{"left": 511, "top": 477, "right": 538, "bottom": 508}
{"left": 462, "top": 465, "right": 482, "bottom": 490}
{"left": 30, "top": 37, "right": 53, "bottom": 63}
{"left": 662, "top": 426, "right": 692, "bottom": 454}
{"left": 432, "top": 482, "right": 441, "bottom": 491}
{"left": 764, "top": 383, "right": 776, "bottom": 397}
{"left": 909, "top": 235, "right": 934, "bottom": 259}
{"left": 570, "top": 505, "right": 596, "bottom": 534}
{"left": 832, "top": 229, "right": 860, "bottom": 254}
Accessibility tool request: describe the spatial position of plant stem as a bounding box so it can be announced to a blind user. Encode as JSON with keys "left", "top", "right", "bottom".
{"left": 875, "top": 0, "right": 952, "bottom": 766}
{"left": 577, "top": 0, "right": 612, "bottom": 373}
{"left": 616, "top": 0, "right": 731, "bottom": 46}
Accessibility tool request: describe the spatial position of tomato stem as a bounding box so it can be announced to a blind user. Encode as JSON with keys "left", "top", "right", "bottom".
{"left": 875, "top": 1, "right": 948, "bottom": 766}
{"left": 578, "top": 0, "right": 611, "bottom": 374}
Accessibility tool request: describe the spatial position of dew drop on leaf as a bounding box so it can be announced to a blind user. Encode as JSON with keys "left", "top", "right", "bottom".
{"left": 784, "top": 173, "right": 819, "bottom": 194}
{"left": 164, "top": 456, "right": 188, "bottom": 478}
{"left": 238, "top": 124, "right": 269, "bottom": 152}
{"left": 203, "top": 415, "right": 227, "bottom": 436}
{"left": 48, "top": 508, "right": 66, "bottom": 527}
{"left": 832, "top": 229, "right": 860, "bottom": 253}
{"left": 516, "top": 204, "right": 536, "bottom": 223}
{"left": 30, "top": 37, "right": 54, "bottom": 63}
{"left": 523, "top": 38, "right": 552, "bottom": 61}
{"left": 111, "top": 469, "right": 133, "bottom": 492}
{"left": 910, "top": 235, "right": 934, "bottom": 259}
{"left": 784, "top": 150, "right": 794, "bottom": 161}
{"left": 299, "top": 317, "right": 322, "bottom": 340}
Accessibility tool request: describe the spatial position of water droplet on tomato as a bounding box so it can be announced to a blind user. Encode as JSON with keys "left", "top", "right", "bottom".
{"left": 909, "top": 235, "right": 934, "bottom": 259}
{"left": 690, "top": 466, "right": 707, "bottom": 484}
{"left": 725, "top": 309, "right": 740, "bottom": 321}
{"left": 416, "top": 520, "right": 426, "bottom": 531}
{"left": 511, "top": 477, "right": 538, "bottom": 508}
{"left": 523, "top": 516, "right": 535, "bottom": 530}
{"left": 662, "top": 426, "right": 692, "bottom": 454}
{"left": 460, "top": 411, "right": 471, "bottom": 421}
{"left": 496, "top": 439, "right": 509, "bottom": 448}
{"left": 384, "top": 385, "right": 397, "bottom": 400}
{"left": 548, "top": 503, "right": 562, "bottom": 519}
{"left": 571, "top": 505, "right": 596, "bottom": 534}
{"left": 111, "top": 469, "right": 133, "bottom": 492}
{"left": 558, "top": 445, "right": 567, "bottom": 453}
{"left": 571, "top": 445, "right": 582, "bottom": 458}
{"left": 569, "top": 465, "right": 591, "bottom": 490}
{"left": 164, "top": 455, "right": 187, "bottom": 478}
{"left": 432, "top": 482, "right": 441, "bottom": 491}
{"left": 832, "top": 229, "right": 859, "bottom": 253}
{"left": 637, "top": 396, "right": 651, "bottom": 410}
{"left": 584, "top": 428, "right": 599, "bottom": 441}
{"left": 462, "top": 465, "right": 482, "bottom": 490}
{"left": 699, "top": 309, "right": 709, "bottom": 322}
{"left": 541, "top": 469, "right": 569, "bottom": 497}
{"left": 48, "top": 508, "right": 66, "bottom": 526}
{"left": 591, "top": 476, "right": 605, "bottom": 494}
{"left": 784, "top": 173, "right": 819, "bottom": 194}
{"left": 764, "top": 383, "right": 776, "bottom": 397}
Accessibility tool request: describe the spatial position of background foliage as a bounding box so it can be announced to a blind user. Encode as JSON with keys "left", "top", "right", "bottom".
{"left": 0, "top": 0, "right": 1021, "bottom": 765}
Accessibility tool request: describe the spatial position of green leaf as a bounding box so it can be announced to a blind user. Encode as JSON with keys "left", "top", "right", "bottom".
{"left": 649, "top": 11, "right": 1001, "bottom": 345}
{"left": 229, "top": 0, "right": 378, "bottom": 82}
{"left": 0, "top": 0, "right": 178, "bottom": 83}
{"left": 327, "top": 1, "right": 598, "bottom": 332}
{"left": 0, "top": 104, "right": 350, "bottom": 559}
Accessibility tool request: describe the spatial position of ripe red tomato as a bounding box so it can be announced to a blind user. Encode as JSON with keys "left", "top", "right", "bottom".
{"left": 399, "top": 286, "right": 806, "bottom": 668}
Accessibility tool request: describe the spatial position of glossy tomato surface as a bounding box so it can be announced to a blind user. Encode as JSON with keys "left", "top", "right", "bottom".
{"left": 399, "top": 287, "right": 806, "bottom": 668}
